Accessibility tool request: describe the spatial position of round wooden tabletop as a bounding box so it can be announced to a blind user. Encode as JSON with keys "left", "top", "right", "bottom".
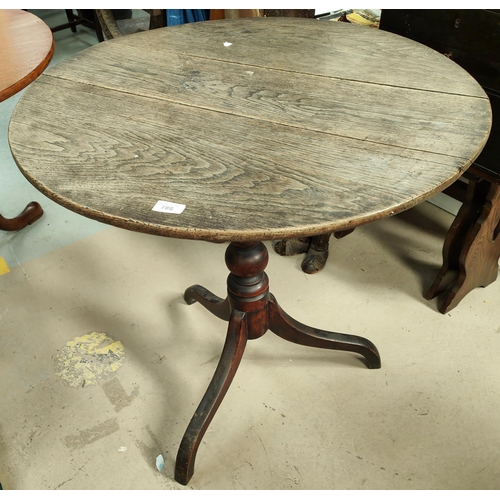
{"left": 0, "top": 9, "right": 54, "bottom": 102}
{"left": 9, "top": 18, "right": 492, "bottom": 243}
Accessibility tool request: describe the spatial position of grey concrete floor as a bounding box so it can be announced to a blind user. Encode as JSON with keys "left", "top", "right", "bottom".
{"left": 1, "top": 9, "right": 500, "bottom": 491}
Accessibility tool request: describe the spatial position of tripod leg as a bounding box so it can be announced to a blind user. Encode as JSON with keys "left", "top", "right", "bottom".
{"left": 268, "top": 294, "right": 381, "bottom": 369}
{"left": 184, "top": 285, "right": 231, "bottom": 321}
{"left": 175, "top": 310, "right": 248, "bottom": 485}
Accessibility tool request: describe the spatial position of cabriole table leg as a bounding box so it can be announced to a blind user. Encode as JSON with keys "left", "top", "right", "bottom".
{"left": 175, "top": 241, "right": 381, "bottom": 485}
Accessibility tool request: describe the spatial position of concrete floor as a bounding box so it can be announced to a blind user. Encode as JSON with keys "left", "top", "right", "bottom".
{"left": 1, "top": 9, "right": 500, "bottom": 491}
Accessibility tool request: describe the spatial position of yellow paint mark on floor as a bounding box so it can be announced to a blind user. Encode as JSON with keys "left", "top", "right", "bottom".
{"left": 0, "top": 257, "right": 10, "bottom": 276}
{"left": 55, "top": 332, "right": 125, "bottom": 388}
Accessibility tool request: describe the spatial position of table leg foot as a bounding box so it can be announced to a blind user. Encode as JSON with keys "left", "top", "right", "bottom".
{"left": 301, "top": 239, "right": 329, "bottom": 275}
{"left": 0, "top": 202, "right": 43, "bottom": 231}
{"left": 184, "top": 285, "right": 231, "bottom": 321}
{"left": 175, "top": 310, "right": 248, "bottom": 485}
{"left": 268, "top": 293, "right": 381, "bottom": 369}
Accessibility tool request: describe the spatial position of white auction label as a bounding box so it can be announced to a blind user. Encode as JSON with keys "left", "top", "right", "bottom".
{"left": 152, "top": 200, "right": 186, "bottom": 214}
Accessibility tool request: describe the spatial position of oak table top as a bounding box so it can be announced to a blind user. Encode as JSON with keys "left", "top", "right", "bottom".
{"left": 0, "top": 9, "right": 54, "bottom": 102}
{"left": 8, "top": 17, "right": 491, "bottom": 243}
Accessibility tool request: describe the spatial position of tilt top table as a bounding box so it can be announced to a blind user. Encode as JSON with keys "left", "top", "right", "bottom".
{"left": 8, "top": 17, "right": 491, "bottom": 485}
{"left": 0, "top": 9, "right": 54, "bottom": 231}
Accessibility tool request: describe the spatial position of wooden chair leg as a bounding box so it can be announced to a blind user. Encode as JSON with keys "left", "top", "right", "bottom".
{"left": 90, "top": 10, "right": 105, "bottom": 42}
{"left": 0, "top": 202, "right": 43, "bottom": 231}
{"left": 427, "top": 178, "right": 500, "bottom": 313}
{"left": 65, "top": 9, "right": 78, "bottom": 32}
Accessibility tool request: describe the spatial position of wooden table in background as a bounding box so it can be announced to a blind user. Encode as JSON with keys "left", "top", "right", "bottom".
{"left": 8, "top": 18, "right": 491, "bottom": 484}
{"left": 0, "top": 9, "right": 54, "bottom": 231}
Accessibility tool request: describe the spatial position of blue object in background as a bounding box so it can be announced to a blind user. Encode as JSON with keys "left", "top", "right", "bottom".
{"left": 166, "top": 9, "right": 210, "bottom": 26}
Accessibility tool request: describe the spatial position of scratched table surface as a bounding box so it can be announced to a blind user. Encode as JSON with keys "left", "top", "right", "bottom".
{"left": 8, "top": 17, "right": 491, "bottom": 243}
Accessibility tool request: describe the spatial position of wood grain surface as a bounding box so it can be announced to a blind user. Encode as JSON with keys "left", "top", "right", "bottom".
{"left": 0, "top": 9, "right": 54, "bottom": 102}
{"left": 8, "top": 17, "right": 492, "bottom": 243}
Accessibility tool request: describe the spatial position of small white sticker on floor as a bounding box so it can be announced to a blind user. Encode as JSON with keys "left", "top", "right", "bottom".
{"left": 152, "top": 200, "right": 186, "bottom": 214}
{"left": 156, "top": 454, "right": 165, "bottom": 472}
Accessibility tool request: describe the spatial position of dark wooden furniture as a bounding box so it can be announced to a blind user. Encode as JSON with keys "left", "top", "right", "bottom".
{"left": 263, "top": 9, "right": 315, "bottom": 18}
{"left": 94, "top": 9, "right": 165, "bottom": 40}
{"left": 8, "top": 18, "right": 490, "bottom": 484}
{"left": 276, "top": 10, "right": 500, "bottom": 314}
{"left": 379, "top": 9, "right": 500, "bottom": 313}
{"left": 48, "top": 9, "right": 104, "bottom": 42}
{"left": 0, "top": 9, "right": 54, "bottom": 232}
